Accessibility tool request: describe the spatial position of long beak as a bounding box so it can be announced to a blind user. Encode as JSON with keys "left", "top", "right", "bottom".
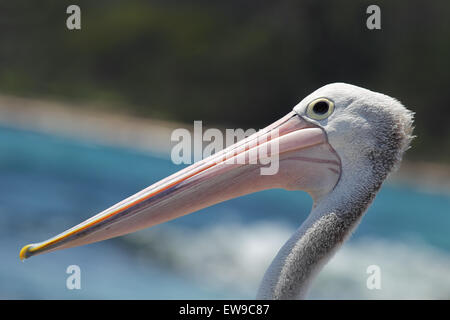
{"left": 20, "top": 111, "right": 341, "bottom": 260}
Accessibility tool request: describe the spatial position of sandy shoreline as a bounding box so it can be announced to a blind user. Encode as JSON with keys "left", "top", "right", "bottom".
{"left": 0, "top": 94, "right": 182, "bottom": 156}
{"left": 0, "top": 94, "right": 449, "bottom": 193}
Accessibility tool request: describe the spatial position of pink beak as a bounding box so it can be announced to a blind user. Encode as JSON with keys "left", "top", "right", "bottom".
{"left": 20, "top": 111, "right": 341, "bottom": 260}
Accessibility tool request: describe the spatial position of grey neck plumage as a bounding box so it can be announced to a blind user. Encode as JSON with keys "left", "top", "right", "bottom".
{"left": 256, "top": 170, "right": 383, "bottom": 300}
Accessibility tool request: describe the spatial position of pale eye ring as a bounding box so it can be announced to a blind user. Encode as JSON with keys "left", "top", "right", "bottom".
{"left": 306, "top": 98, "right": 335, "bottom": 120}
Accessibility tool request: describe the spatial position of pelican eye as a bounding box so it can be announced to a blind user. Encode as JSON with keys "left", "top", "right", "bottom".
{"left": 306, "top": 98, "right": 334, "bottom": 120}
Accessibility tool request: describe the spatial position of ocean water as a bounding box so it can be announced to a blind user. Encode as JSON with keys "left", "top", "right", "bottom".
{"left": 0, "top": 125, "right": 449, "bottom": 299}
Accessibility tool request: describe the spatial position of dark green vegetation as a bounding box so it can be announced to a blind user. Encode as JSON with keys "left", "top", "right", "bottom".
{"left": 0, "top": 1, "right": 449, "bottom": 162}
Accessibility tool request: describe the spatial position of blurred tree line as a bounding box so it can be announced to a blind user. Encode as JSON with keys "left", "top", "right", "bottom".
{"left": 0, "top": 0, "right": 449, "bottom": 162}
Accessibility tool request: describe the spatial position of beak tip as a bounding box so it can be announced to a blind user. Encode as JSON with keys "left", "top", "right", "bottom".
{"left": 20, "top": 244, "right": 35, "bottom": 261}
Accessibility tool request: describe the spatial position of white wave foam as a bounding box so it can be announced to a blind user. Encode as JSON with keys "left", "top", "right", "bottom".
{"left": 124, "top": 222, "right": 450, "bottom": 299}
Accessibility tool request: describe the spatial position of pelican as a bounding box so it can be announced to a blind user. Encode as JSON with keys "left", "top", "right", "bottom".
{"left": 20, "top": 83, "right": 414, "bottom": 299}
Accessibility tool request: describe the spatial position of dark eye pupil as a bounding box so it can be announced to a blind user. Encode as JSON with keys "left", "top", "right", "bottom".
{"left": 313, "top": 101, "right": 329, "bottom": 114}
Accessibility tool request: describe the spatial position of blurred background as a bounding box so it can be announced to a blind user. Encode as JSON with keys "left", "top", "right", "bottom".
{"left": 0, "top": 0, "right": 449, "bottom": 299}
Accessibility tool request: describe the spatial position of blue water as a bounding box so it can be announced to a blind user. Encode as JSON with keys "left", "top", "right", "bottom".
{"left": 0, "top": 125, "right": 449, "bottom": 299}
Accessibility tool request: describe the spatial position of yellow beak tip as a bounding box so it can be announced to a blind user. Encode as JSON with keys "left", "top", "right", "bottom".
{"left": 20, "top": 244, "right": 34, "bottom": 261}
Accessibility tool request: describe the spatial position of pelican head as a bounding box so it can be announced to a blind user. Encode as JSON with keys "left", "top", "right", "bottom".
{"left": 295, "top": 83, "right": 414, "bottom": 199}
{"left": 20, "top": 83, "right": 414, "bottom": 299}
